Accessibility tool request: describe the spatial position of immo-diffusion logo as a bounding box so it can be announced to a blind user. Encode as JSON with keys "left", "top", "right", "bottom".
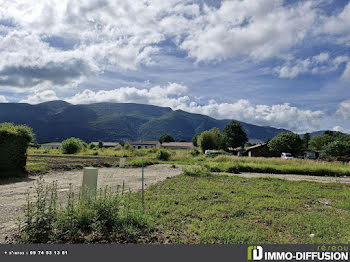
{"left": 247, "top": 245, "right": 349, "bottom": 261}
{"left": 247, "top": 246, "right": 263, "bottom": 261}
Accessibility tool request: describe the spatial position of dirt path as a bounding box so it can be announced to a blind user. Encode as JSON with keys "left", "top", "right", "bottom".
{"left": 0, "top": 164, "right": 183, "bottom": 243}
{"left": 221, "top": 172, "right": 350, "bottom": 183}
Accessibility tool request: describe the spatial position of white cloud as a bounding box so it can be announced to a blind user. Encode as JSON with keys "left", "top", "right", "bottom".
{"left": 20, "top": 90, "right": 58, "bottom": 104}
{"left": 0, "top": 95, "right": 8, "bottom": 103}
{"left": 275, "top": 53, "right": 349, "bottom": 79}
{"left": 340, "top": 62, "right": 350, "bottom": 82}
{"left": 332, "top": 126, "right": 344, "bottom": 132}
{"left": 336, "top": 99, "right": 350, "bottom": 120}
{"left": 322, "top": 2, "right": 350, "bottom": 44}
{"left": 1, "top": 0, "right": 349, "bottom": 92}
{"left": 65, "top": 83, "right": 324, "bottom": 132}
{"left": 180, "top": 0, "right": 319, "bottom": 61}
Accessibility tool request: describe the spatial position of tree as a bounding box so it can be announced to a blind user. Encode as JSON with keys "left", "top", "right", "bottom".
{"left": 197, "top": 128, "right": 222, "bottom": 152}
{"left": 303, "top": 132, "right": 311, "bottom": 149}
{"left": 61, "top": 137, "right": 84, "bottom": 154}
{"left": 222, "top": 121, "right": 248, "bottom": 150}
{"left": 192, "top": 133, "right": 200, "bottom": 147}
{"left": 323, "top": 140, "right": 350, "bottom": 158}
{"left": 309, "top": 134, "right": 334, "bottom": 151}
{"left": 159, "top": 134, "right": 175, "bottom": 143}
{"left": 98, "top": 140, "right": 103, "bottom": 148}
{"left": 268, "top": 132, "right": 303, "bottom": 155}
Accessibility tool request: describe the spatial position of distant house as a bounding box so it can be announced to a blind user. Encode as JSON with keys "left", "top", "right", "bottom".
{"left": 129, "top": 140, "right": 161, "bottom": 149}
{"left": 245, "top": 143, "right": 271, "bottom": 157}
{"left": 41, "top": 142, "right": 61, "bottom": 150}
{"left": 302, "top": 150, "right": 319, "bottom": 160}
{"left": 91, "top": 142, "right": 121, "bottom": 148}
{"left": 161, "top": 142, "right": 195, "bottom": 150}
{"left": 233, "top": 143, "right": 278, "bottom": 157}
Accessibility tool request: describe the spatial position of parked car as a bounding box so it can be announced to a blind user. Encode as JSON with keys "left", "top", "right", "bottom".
{"left": 281, "top": 152, "right": 294, "bottom": 159}
{"left": 205, "top": 150, "right": 219, "bottom": 155}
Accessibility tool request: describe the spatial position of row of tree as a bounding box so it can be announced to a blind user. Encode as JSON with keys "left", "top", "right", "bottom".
{"left": 264, "top": 130, "right": 350, "bottom": 158}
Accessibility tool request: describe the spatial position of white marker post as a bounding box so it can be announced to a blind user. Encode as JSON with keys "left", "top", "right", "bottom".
{"left": 82, "top": 167, "right": 98, "bottom": 199}
{"left": 120, "top": 157, "right": 126, "bottom": 168}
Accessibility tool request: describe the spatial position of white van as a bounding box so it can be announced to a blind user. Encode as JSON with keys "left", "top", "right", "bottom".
{"left": 281, "top": 152, "right": 293, "bottom": 159}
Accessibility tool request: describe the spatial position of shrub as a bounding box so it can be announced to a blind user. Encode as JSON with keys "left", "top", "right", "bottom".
{"left": 98, "top": 141, "right": 103, "bottom": 148}
{"left": 123, "top": 142, "right": 131, "bottom": 150}
{"left": 192, "top": 133, "right": 200, "bottom": 147}
{"left": 190, "top": 149, "right": 200, "bottom": 156}
{"left": 0, "top": 123, "right": 34, "bottom": 177}
{"left": 88, "top": 143, "right": 96, "bottom": 149}
{"left": 61, "top": 137, "right": 84, "bottom": 154}
{"left": 183, "top": 167, "right": 211, "bottom": 177}
{"left": 156, "top": 150, "right": 170, "bottom": 161}
{"left": 15, "top": 180, "right": 150, "bottom": 243}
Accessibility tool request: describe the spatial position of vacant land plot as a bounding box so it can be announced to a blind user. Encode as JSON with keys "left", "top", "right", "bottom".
{"left": 0, "top": 164, "right": 183, "bottom": 243}
{"left": 128, "top": 173, "right": 350, "bottom": 244}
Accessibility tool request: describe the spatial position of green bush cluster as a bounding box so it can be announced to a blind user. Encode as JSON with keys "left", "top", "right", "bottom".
{"left": 0, "top": 122, "right": 34, "bottom": 177}
{"left": 15, "top": 180, "right": 150, "bottom": 243}
{"left": 183, "top": 167, "right": 212, "bottom": 177}
{"left": 156, "top": 150, "right": 170, "bottom": 161}
{"left": 61, "top": 137, "right": 84, "bottom": 154}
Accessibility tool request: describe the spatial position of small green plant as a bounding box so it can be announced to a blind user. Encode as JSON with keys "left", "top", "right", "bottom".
{"left": 190, "top": 149, "right": 200, "bottom": 156}
{"left": 15, "top": 180, "right": 150, "bottom": 243}
{"left": 183, "top": 167, "right": 211, "bottom": 177}
{"left": 123, "top": 142, "right": 131, "bottom": 150}
{"left": 156, "top": 150, "right": 170, "bottom": 161}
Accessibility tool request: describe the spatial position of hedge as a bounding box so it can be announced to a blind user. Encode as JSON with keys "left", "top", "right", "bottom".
{"left": 0, "top": 123, "right": 34, "bottom": 177}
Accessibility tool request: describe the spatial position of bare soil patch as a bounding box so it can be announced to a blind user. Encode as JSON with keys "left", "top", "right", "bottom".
{"left": 0, "top": 164, "right": 183, "bottom": 243}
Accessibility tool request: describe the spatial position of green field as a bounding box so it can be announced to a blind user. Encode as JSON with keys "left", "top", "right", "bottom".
{"left": 130, "top": 173, "right": 350, "bottom": 244}
{"left": 27, "top": 147, "right": 350, "bottom": 177}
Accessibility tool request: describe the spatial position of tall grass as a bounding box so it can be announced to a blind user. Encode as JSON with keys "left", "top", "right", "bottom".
{"left": 204, "top": 156, "right": 350, "bottom": 176}
{"left": 15, "top": 179, "right": 150, "bottom": 243}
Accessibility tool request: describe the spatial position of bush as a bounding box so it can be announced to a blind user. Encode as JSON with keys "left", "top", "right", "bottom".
{"left": 156, "top": 150, "right": 170, "bottom": 161}
{"left": 0, "top": 122, "right": 34, "bottom": 177}
{"left": 123, "top": 142, "right": 131, "bottom": 150}
{"left": 14, "top": 180, "right": 150, "bottom": 243}
{"left": 88, "top": 143, "right": 96, "bottom": 149}
{"left": 190, "top": 149, "right": 200, "bottom": 156}
{"left": 183, "top": 167, "right": 211, "bottom": 177}
{"left": 61, "top": 137, "right": 84, "bottom": 154}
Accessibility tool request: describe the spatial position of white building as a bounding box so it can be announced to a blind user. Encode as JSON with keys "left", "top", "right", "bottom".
{"left": 129, "top": 140, "right": 161, "bottom": 149}
{"left": 41, "top": 142, "right": 61, "bottom": 149}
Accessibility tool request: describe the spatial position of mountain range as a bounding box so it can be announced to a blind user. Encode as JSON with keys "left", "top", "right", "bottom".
{"left": 0, "top": 101, "right": 291, "bottom": 143}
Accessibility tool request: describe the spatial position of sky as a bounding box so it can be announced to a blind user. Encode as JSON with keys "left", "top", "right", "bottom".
{"left": 0, "top": 0, "right": 350, "bottom": 133}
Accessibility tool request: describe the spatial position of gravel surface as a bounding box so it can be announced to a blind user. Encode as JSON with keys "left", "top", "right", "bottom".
{"left": 0, "top": 164, "right": 183, "bottom": 243}
{"left": 221, "top": 172, "right": 350, "bottom": 183}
